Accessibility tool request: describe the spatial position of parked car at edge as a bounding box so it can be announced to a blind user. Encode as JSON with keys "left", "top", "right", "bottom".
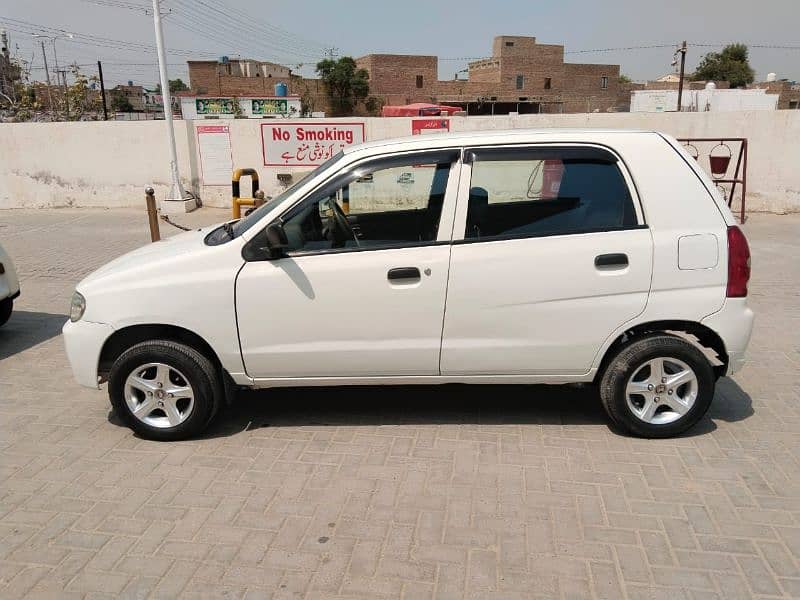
{"left": 63, "top": 129, "right": 754, "bottom": 441}
{"left": 0, "top": 242, "right": 20, "bottom": 327}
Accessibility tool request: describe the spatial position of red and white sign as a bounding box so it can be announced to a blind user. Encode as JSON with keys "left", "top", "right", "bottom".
{"left": 261, "top": 122, "right": 365, "bottom": 167}
{"left": 196, "top": 125, "right": 233, "bottom": 186}
{"left": 412, "top": 118, "right": 450, "bottom": 135}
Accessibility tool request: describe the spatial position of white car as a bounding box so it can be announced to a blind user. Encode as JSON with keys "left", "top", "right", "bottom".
{"left": 63, "top": 129, "right": 754, "bottom": 441}
{"left": 0, "top": 241, "right": 20, "bottom": 327}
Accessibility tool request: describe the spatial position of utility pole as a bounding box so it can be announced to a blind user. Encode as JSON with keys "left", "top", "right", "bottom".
{"left": 39, "top": 40, "right": 54, "bottom": 116}
{"left": 97, "top": 60, "right": 109, "bottom": 120}
{"left": 676, "top": 41, "right": 687, "bottom": 112}
{"left": 151, "top": 0, "right": 196, "bottom": 212}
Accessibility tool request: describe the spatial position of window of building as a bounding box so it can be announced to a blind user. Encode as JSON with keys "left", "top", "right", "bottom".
{"left": 601, "top": 76, "right": 609, "bottom": 89}
{"left": 464, "top": 147, "right": 637, "bottom": 240}
{"left": 279, "top": 151, "right": 457, "bottom": 253}
{"left": 789, "top": 100, "right": 799, "bottom": 109}
{"left": 515, "top": 75, "right": 524, "bottom": 90}
{"left": 544, "top": 77, "right": 552, "bottom": 90}
{"left": 416, "top": 75, "right": 424, "bottom": 89}
{"left": 505, "top": 41, "right": 515, "bottom": 47}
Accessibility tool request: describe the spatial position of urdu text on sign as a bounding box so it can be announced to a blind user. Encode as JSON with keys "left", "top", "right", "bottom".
{"left": 261, "top": 122, "right": 365, "bottom": 167}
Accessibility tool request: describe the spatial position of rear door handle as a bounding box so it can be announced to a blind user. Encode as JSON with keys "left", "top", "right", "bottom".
{"left": 595, "top": 253, "right": 629, "bottom": 269}
{"left": 387, "top": 267, "right": 420, "bottom": 281}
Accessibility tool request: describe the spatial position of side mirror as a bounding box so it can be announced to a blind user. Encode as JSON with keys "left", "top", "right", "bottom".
{"left": 265, "top": 222, "right": 288, "bottom": 258}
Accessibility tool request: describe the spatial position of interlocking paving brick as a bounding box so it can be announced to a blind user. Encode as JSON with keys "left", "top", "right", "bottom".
{"left": 1, "top": 209, "right": 799, "bottom": 598}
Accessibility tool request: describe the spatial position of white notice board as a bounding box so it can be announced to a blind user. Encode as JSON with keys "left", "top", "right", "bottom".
{"left": 197, "top": 125, "right": 233, "bottom": 186}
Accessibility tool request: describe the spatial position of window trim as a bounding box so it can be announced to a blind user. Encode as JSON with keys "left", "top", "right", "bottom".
{"left": 515, "top": 74, "right": 524, "bottom": 90}
{"left": 450, "top": 143, "right": 646, "bottom": 244}
{"left": 600, "top": 75, "right": 609, "bottom": 89}
{"left": 243, "top": 149, "right": 463, "bottom": 261}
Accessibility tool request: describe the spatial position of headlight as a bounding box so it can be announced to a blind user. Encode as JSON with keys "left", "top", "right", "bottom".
{"left": 70, "top": 291, "right": 86, "bottom": 322}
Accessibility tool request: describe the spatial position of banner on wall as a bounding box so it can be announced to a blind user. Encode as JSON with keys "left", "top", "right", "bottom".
{"left": 412, "top": 118, "right": 450, "bottom": 135}
{"left": 196, "top": 125, "right": 233, "bottom": 186}
{"left": 261, "top": 122, "right": 365, "bottom": 167}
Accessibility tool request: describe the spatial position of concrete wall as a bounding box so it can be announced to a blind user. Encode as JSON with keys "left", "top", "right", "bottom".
{"left": 1, "top": 110, "right": 798, "bottom": 213}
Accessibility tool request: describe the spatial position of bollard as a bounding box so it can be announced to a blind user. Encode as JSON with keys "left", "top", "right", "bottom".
{"left": 145, "top": 186, "right": 161, "bottom": 242}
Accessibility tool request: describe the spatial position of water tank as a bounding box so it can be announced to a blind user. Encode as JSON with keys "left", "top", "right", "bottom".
{"left": 766, "top": 72, "right": 777, "bottom": 82}
{"left": 218, "top": 56, "right": 229, "bottom": 64}
{"left": 274, "top": 82, "right": 288, "bottom": 97}
{"left": 128, "top": 80, "right": 133, "bottom": 87}
{"left": 705, "top": 81, "right": 717, "bottom": 90}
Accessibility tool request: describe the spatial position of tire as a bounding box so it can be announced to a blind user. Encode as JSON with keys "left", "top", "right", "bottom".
{"left": 599, "top": 334, "right": 715, "bottom": 438}
{"left": 0, "top": 297, "right": 12, "bottom": 327}
{"left": 108, "top": 340, "right": 222, "bottom": 441}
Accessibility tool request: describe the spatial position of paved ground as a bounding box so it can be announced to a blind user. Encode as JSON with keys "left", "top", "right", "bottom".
{"left": 0, "top": 208, "right": 798, "bottom": 599}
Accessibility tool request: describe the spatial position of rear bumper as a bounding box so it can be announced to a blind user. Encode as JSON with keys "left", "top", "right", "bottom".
{"left": 62, "top": 320, "right": 114, "bottom": 389}
{"left": 701, "top": 298, "right": 755, "bottom": 375}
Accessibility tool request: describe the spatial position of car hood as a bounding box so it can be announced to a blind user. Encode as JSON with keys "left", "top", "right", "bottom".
{"left": 79, "top": 226, "right": 212, "bottom": 291}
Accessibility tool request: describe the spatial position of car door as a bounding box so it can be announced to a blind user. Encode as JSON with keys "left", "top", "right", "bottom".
{"left": 440, "top": 144, "right": 653, "bottom": 376}
{"left": 236, "top": 149, "right": 460, "bottom": 379}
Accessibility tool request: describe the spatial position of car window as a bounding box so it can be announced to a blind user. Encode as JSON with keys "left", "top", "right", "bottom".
{"left": 232, "top": 151, "right": 345, "bottom": 237}
{"left": 279, "top": 151, "right": 457, "bottom": 253}
{"left": 465, "top": 147, "right": 637, "bottom": 240}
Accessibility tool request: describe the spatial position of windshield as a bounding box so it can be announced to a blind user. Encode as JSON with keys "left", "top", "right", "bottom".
{"left": 231, "top": 151, "right": 345, "bottom": 237}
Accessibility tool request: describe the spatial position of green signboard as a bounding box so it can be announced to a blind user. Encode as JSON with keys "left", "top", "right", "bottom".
{"left": 252, "top": 99, "right": 288, "bottom": 114}
{"left": 195, "top": 98, "right": 236, "bottom": 115}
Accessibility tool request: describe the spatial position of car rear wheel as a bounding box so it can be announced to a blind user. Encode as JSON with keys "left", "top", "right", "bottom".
{"left": 108, "top": 340, "right": 220, "bottom": 441}
{"left": 599, "top": 334, "right": 715, "bottom": 438}
{"left": 0, "top": 297, "right": 12, "bottom": 327}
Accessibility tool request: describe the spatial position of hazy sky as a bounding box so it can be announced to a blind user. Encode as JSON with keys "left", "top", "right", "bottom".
{"left": 2, "top": 0, "right": 798, "bottom": 88}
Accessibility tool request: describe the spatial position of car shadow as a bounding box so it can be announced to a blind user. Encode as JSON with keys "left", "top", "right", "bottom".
{"left": 187, "top": 377, "right": 754, "bottom": 440}
{"left": 0, "top": 311, "right": 68, "bottom": 361}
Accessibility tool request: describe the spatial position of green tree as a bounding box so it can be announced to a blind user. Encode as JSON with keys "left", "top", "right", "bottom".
{"left": 619, "top": 74, "right": 632, "bottom": 84}
{"left": 155, "top": 78, "right": 189, "bottom": 93}
{"left": 315, "top": 57, "right": 369, "bottom": 116}
{"left": 692, "top": 43, "right": 755, "bottom": 88}
{"left": 110, "top": 93, "right": 134, "bottom": 112}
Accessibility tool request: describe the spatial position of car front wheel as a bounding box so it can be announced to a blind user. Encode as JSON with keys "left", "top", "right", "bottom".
{"left": 108, "top": 340, "right": 221, "bottom": 441}
{"left": 599, "top": 334, "right": 715, "bottom": 438}
{"left": 0, "top": 297, "right": 12, "bottom": 327}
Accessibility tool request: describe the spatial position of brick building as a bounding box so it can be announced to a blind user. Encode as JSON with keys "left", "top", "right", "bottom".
{"left": 187, "top": 36, "right": 623, "bottom": 116}
{"left": 357, "top": 35, "right": 623, "bottom": 114}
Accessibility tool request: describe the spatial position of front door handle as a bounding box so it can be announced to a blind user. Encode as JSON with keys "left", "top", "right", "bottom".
{"left": 387, "top": 267, "right": 421, "bottom": 281}
{"left": 595, "top": 253, "right": 629, "bottom": 269}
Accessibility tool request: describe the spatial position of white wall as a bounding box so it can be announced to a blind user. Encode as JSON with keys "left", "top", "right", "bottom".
{"left": 632, "top": 89, "right": 779, "bottom": 112}
{"left": 1, "top": 111, "right": 798, "bottom": 214}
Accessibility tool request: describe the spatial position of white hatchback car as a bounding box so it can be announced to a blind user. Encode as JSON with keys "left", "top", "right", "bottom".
{"left": 0, "top": 241, "right": 20, "bottom": 327}
{"left": 64, "top": 129, "right": 753, "bottom": 440}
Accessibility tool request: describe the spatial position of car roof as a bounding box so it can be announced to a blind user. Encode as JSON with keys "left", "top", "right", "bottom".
{"left": 343, "top": 128, "right": 659, "bottom": 155}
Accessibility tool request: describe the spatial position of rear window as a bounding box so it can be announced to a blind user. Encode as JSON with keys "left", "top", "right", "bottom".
{"left": 465, "top": 147, "right": 638, "bottom": 239}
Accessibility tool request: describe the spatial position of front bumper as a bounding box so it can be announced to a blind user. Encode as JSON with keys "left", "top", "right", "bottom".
{"left": 62, "top": 320, "right": 114, "bottom": 389}
{"left": 701, "top": 298, "right": 755, "bottom": 376}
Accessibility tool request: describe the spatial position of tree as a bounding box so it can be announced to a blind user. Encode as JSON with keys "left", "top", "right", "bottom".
{"left": 155, "top": 78, "right": 189, "bottom": 93}
{"left": 64, "top": 65, "right": 103, "bottom": 120}
{"left": 618, "top": 74, "right": 632, "bottom": 85}
{"left": 316, "top": 57, "right": 369, "bottom": 116}
{"left": 110, "top": 93, "right": 133, "bottom": 112}
{"left": 692, "top": 43, "right": 755, "bottom": 88}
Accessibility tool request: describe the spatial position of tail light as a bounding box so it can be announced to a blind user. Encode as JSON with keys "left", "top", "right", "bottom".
{"left": 726, "top": 226, "right": 750, "bottom": 297}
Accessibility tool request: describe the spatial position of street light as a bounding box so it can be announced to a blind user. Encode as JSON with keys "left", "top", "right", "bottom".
{"left": 151, "top": 0, "right": 196, "bottom": 213}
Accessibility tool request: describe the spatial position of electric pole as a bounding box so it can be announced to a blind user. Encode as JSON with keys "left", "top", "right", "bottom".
{"left": 98, "top": 60, "right": 109, "bottom": 120}
{"left": 676, "top": 41, "right": 687, "bottom": 112}
{"left": 39, "top": 40, "right": 54, "bottom": 116}
{"left": 151, "top": 0, "right": 195, "bottom": 212}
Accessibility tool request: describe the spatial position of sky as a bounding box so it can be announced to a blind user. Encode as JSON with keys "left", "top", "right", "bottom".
{"left": 1, "top": 0, "right": 798, "bottom": 88}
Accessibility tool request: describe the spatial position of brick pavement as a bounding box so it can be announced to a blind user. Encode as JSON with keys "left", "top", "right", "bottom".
{"left": 0, "top": 209, "right": 798, "bottom": 599}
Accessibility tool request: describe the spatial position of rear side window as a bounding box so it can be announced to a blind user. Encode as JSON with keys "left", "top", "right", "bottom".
{"left": 464, "top": 147, "right": 637, "bottom": 240}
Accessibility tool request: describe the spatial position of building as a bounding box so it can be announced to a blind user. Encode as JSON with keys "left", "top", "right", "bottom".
{"left": 752, "top": 78, "right": 800, "bottom": 110}
{"left": 357, "top": 35, "right": 622, "bottom": 114}
{"left": 107, "top": 82, "right": 145, "bottom": 112}
{"left": 186, "top": 36, "right": 623, "bottom": 116}
{"left": 631, "top": 86, "right": 778, "bottom": 112}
